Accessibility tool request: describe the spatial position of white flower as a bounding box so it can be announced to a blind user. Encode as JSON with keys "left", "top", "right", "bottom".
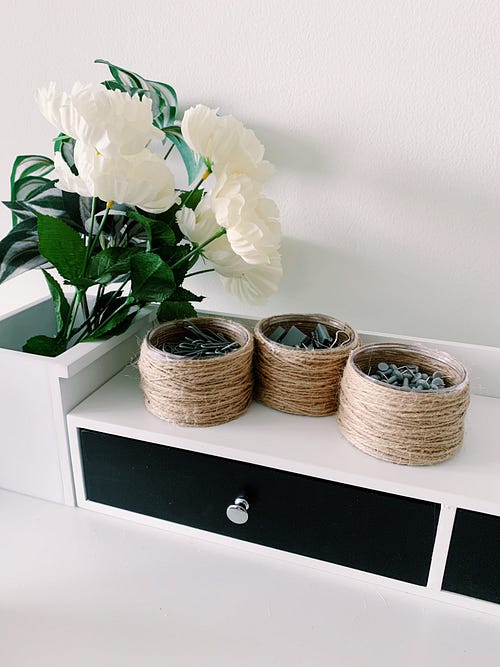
{"left": 176, "top": 200, "right": 218, "bottom": 246}
{"left": 210, "top": 170, "right": 280, "bottom": 265}
{"left": 54, "top": 142, "right": 179, "bottom": 213}
{"left": 35, "top": 82, "right": 163, "bottom": 156}
{"left": 176, "top": 201, "right": 282, "bottom": 304}
{"left": 181, "top": 104, "right": 273, "bottom": 180}
{"left": 218, "top": 250, "right": 282, "bottom": 305}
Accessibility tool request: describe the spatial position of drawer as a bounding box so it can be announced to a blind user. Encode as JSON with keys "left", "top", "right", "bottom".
{"left": 442, "top": 509, "right": 500, "bottom": 604}
{"left": 79, "top": 429, "right": 440, "bottom": 585}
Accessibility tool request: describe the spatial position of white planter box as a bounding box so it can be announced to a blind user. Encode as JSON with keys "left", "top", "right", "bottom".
{"left": 0, "top": 297, "right": 154, "bottom": 506}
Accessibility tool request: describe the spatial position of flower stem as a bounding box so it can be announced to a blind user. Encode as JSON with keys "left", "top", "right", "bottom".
{"left": 171, "top": 227, "right": 226, "bottom": 269}
{"left": 181, "top": 169, "right": 211, "bottom": 209}
{"left": 72, "top": 274, "right": 132, "bottom": 339}
{"left": 77, "top": 200, "right": 113, "bottom": 338}
{"left": 87, "top": 201, "right": 113, "bottom": 260}
{"left": 90, "top": 283, "right": 106, "bottom": 329}
{"left": 65, "top": 289, "right": 83, "bottom": 341}
{"left": 73, "top": 296, "right": 134, "bottom": 346}
{"left": 86, "top": 198, "right": 97, "bottom": 241}
{"left": 81, "top": 293, "right": 91, "bottom": 334}
{"left": 106, "top": 274, "right": 132, "bottom": 308}
{"left": 185, "top": 268, "right": 216, "bottom": 278}
{"left": 82, "top": 197, "right": 98, "bottom": 277}
{"left": 163, "top": 144, "right": 175, "bottom": 160}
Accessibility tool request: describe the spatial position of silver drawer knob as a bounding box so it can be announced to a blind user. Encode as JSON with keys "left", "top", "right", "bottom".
{"left": 226, "top": 497, "right": 250, "bottom": 524}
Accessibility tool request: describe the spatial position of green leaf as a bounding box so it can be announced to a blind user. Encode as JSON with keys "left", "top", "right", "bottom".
{"left": 130, "top": 253, "right": 175, "bottom": 302}
{"left": 4, "top": 182, "right": 74, "bottom": 227}
{"left": 61, "top": 190, "right": 89, "bottom": 232}
{"left": 68, "top": 277, "right": 96, "bottom": 290}
{"left": 153, "top": 205, "right": 186, "bottom": 244}
{"left": 23, "top": 334, "right": 67, "bottom": 357}
{"left": 165, "top": 244, "right": 198, "bottom": 283}
{"left": 12, "top": 175, "right": 55, "bottom": 202}
{"left": 89, "top": 247, "right": 140, "bottom": 284}
{"left": 7, "top": 154, "right": 85, "bottom": 233}
{"left": 37, "top": 215, "right": 87, "bottom": 283}
{"left": 9, "top": 155, "right": 55, "bottom": 227}
{"left": 157, "top": 300, "right": 197, "bottom": 322}
{"left": 53, "top": 135, "right": 76, "bottom": 172}
{"left": 126, "top": 210, "right": 176, "bottom": 251}
{"left": 0, "top": 219, "right": 49, "bottom": 283}
{"left": 10, "top": 155, "right": 54, "bottom": 195}
{"left": 163, "top": 126, "right": 203, "bottom": 184}
{"left": 179, "top": 187, "right": 205, "bottom": 212}
{"left": 168, "top": 286, "right": 205, "bottom": 303}
{"left": 41, "top": 270, "right": 70, "bottom": 335}
{"left": 0, "top": 247, "right": 47, "bottom": 283}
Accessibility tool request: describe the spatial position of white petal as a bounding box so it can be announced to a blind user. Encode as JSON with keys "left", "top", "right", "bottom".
{"left": 35, "top": 82, "right": 162, "bottom": 156}
{"left": 218, "top": 251, "right": 283, "bottom": 305}
{"left": 209, "top": 170, "right": 281, "bottom": 264}
{"left": 177, "top": 199, "right": 220, "bottom": 246}
{"left": 176, "top": 207, "right": 197, "bottom": 240}
{"left": 35, "top": 82, "right": 74, "bottom": 138}
{"left": 181, "top": 104, "right": 272, "bottom": 178}
{"left": 203, "top": 235, "right": 244, "bottom": 276}
{"left": 72, "top": 142, "right": 179, "bottom": 212}
{"left": 181, "top": 105, "right": 219, "bottom": 160}
{"left": 53, "top": 150, "right": 92, "bottom": 197}
{"left": 179, "top": 196, "right": 282, "bottom": 304}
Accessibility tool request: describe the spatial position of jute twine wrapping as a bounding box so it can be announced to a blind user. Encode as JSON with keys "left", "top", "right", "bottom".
{"left": 138, "top": 317, "right": 254, "bottom": 427}
{"left": 337, "top": 343, "right": 470, "bottom": 465}
{"left": 254, "top": 314, "right": 360, "bottom": 416}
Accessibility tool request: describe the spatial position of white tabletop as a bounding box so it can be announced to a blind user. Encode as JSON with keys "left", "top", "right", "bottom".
{"left": 1, "top": 488, "right": 500, "bottom": 667}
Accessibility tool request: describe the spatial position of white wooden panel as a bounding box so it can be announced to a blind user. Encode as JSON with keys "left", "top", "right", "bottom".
{"left": 0, "top": 300, "right": 154, "bottom": 505}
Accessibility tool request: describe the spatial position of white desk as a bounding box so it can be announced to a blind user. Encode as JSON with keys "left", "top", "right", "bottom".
{"left": 1, "top": 488, "right": 500, "bottom": 667}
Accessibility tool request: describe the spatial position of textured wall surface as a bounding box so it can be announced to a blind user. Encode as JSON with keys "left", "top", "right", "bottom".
{"left": 0, "top": 0, "right": 498, "bottom": 345}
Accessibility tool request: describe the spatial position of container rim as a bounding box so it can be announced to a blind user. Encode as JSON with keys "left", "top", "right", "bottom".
{"left": 144, "top": 316, "right": 252, "bottom": 363}
{"left": 349, "top": 342, "right": 469, "bottom": 394}
{"left": 255, "top": 313, "right": 359, "bottom": 353}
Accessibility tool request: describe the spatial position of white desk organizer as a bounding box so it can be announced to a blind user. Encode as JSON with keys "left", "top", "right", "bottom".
{"left": 0, "top": 297, "right": 154, "bottom": 505}
{"left": 67, "top": 320, "right": 500, "bottom": 615}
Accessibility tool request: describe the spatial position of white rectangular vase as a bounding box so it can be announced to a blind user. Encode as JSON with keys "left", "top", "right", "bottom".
{"left": 0, "top": 297, "right": 154, "bottom": 506}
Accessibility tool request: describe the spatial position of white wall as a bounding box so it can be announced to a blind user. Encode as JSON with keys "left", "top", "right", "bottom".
{"left": 0, "top": 0, "right": 498, "bottom": 346}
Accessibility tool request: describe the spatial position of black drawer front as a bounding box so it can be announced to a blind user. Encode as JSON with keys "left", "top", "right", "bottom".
{"left": 80, "top": 429, "right": 439, "bottom": 585}
{"left": 443, "top": 509, "right": 500, "bottom": 604}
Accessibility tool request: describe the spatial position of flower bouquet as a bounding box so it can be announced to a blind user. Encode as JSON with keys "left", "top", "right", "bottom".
{"left": 0, "top": 59, "right": 281, "bottom": 357}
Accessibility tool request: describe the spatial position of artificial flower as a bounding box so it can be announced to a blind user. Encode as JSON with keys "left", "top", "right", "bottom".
{"left": 176, "top": 199, "right": 218, "bottom": 246}
{"left": 181, "top": 104, "right": 273, "bottom": 179}
{"left": 54, "top": 141, "right": 179, "bottom": 213}
{"left": 210, "top": 170, "right": 281, "bottom": 265}
{"left": 35, "top": 82, "right": 163, "bottom": 156}
{"left": 176, "top": 201, "right": 282, "bottom": 304}
{"left": 217, "top": 250, "right": 282, "bottom": 305}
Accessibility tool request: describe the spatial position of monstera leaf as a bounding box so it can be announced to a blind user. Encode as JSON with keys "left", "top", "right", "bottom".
{"left": 1, "top": 155, "right": 69, "bottom": 281}
{"left": 0, "top": 219, "right": 50, "bottom": 283}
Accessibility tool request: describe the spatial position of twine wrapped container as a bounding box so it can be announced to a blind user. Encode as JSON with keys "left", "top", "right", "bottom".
{"left": 254, "top": 314, "right": 359, "bottom": 416}
{"left": 337, "top": 343, "right": 470, "bottom": 465}
{"left": 138, "top": 317, "right": 254, "bottom": 427}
